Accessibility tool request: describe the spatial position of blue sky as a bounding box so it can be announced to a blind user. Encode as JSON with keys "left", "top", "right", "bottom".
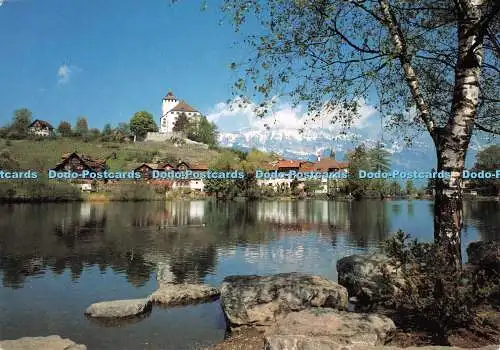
{"left": 0, "top": 0, "right": 246, "bottom": 129}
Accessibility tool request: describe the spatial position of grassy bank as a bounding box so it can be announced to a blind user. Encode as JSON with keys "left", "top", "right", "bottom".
{"left": 0, "top": 138, "right": 221, "bottom": 171}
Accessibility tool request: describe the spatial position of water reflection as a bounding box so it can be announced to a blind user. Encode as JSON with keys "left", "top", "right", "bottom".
{"left": 0, "top": 200, "right": 498, "bottom": 290}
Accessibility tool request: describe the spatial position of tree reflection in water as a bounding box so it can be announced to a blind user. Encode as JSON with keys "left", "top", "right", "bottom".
{"left": 0, "top": 200, "right": 497, "bottom": 289}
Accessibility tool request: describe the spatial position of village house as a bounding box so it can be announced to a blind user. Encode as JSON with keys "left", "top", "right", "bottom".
{"left": 52, "top": 152, "right": 108, "bottom": 191}
{"left": 133, "top": 161, "right": 208, "bottom": 192}
{"left": 256, "top": 154, "right": 349, "bottom": 194}
{"left": 311, "top": 155, "right": 349, "bottom": 194}
{"left": 53, "top": 152, "right": 108, "bottom": 173}
{"left": 170, "top": 161, "right": 208, "bottom": 192}
{"left": 28, "top": 119, "right": 54, "bottom": 137}
{"left": 133, "top": 163, "right": 175, "bottom": 180}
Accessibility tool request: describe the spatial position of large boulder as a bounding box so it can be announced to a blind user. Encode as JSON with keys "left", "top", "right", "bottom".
{"left": 0, "top": 335, "right": 86, "bottom": 350}
{"left": 266, "top": 309, "right": 396, "bottom": 346}
{"left": 336, "top": 253, "right": 403, "bottom": 305}
{"left": 220, "top": 273, "right": 348, "bottom": 329}
{"left": 148, "top": 283, "right": 220, "bottom": 306}
{"left": 84, "top": 298, "right": 152, "bottom": 318}
{"left": 264, "top": 336, "right": 499, "bottom": 350}
{"left": 467, "top": 241, "right": 500, "bottom": 271}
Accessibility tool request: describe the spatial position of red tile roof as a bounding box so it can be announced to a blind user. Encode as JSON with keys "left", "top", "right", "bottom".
{"left": 276, "top": 160, "right": 301, "bottom": 169}
{"left": 189, "top": 163, "right": 208, "bottom": 171}
{"left": 170, "top": 100, "right": 198, "bottom": 113}
{"left": 313, "top": 157, "right": 349, "bottom": 171}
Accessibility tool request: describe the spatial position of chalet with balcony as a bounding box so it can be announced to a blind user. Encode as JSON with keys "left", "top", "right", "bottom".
{"left": 53, "top": 152, "right": 108, "bottom": 173}
{"left": 29, "top": 119, "right": 54, "bottom": 137}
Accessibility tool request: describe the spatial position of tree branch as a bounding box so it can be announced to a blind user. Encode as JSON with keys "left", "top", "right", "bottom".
{"left": 474, "top": 122, "right": 500, "bottom": 135}
{"left": 378, "top": 0, "right": 436, "bottom": 136}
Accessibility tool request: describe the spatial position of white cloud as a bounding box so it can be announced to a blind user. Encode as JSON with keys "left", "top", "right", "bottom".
{"left": 207, "top": 97, "right": 380, "bottom": 137}
{"left": 57, "top": 64, "right": 72, "bottom": 85}
{"left": 57, "top": 63, "right": 82, "bottom": 85}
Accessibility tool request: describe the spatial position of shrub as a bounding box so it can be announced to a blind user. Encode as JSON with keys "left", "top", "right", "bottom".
{"left": 109, "top": 183, "right": 160, "bottom": 201}
{"left": 383, "top": 231, "right": 498, "bottom": 335}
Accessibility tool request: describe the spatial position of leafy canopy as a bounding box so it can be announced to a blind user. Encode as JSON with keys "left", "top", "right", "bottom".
{"left": 216, "top": 0, "right": 499, "bottom": 138}
{"left": 130, "top": 111, "right": 158, "bottom": 139}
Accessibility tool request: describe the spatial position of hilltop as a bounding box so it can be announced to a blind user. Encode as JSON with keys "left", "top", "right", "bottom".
{"left": 0, "top": 138, "right": 222, "bottom": 172}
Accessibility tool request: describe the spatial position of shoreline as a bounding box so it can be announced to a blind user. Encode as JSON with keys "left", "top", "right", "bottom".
{"left": 0, "top": 195, "right": 498, "bottom": 204}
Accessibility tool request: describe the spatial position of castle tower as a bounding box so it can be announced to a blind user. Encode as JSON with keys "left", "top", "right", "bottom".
{"left": 160, "top": 91, "right": 179, "bottom": 133}
{"left": 159, "top": 90, "right": 201, "bottom": 133}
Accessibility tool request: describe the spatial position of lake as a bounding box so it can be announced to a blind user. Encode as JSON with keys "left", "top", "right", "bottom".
{"left": 0, "top": 199, "right": 498, "bottom": 349}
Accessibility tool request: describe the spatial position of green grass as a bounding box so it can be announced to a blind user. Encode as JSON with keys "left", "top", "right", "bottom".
{"left": 0, "top": 138, "right": 221, "bottom": 171}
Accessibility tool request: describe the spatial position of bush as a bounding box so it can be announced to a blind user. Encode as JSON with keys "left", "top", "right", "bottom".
{"left": 108, "top": 183, "right": 160, "bottom": 201}
{"left": 0, "top": 180, "right": 82, "bottom": 202}
{"left": 383, "top": 231, "right": 498, "bottom": 335}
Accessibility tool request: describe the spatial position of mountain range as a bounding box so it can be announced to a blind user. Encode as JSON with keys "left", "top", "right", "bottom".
{"left": 217, "top": 127, "right": 490, "bottom": 185}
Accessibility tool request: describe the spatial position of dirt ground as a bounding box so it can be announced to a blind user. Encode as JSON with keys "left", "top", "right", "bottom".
{"left": 208, "top": 328, "right": 265, "bottom": 350}
{"left": 207, "top": 308, "right": 500, "bottom": 350}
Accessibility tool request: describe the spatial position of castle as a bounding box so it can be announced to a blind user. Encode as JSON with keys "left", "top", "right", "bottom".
{"left": 160, "top": 91, "right": 201, "bottom": 133}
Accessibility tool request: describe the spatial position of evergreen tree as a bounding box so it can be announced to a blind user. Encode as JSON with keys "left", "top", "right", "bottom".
{"left": 173, "top": 113, "right": 189, "bottom": 132}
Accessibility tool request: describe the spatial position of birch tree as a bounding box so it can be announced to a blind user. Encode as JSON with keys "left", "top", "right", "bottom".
{"left": 216, "top": 0, "right": 499, "bottom": 267}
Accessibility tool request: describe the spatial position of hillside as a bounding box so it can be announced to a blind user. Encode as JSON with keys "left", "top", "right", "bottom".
{"left": 0, "top": 138, "right": 221, "bottom": 172}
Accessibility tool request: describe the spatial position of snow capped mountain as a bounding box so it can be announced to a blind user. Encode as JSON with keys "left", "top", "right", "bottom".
{"left": 208, "top": 98, "right": 491, "bottom": 179}
{"left": 217, "top": 127, "right": 481, "bottom": 176}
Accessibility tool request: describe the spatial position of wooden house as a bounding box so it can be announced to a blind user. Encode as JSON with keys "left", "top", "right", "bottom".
{"left": 29, "top": 119, "right": 54, "bottom": 136}
{"left": 53, "top": 152, "right": 108, "bottom": 173}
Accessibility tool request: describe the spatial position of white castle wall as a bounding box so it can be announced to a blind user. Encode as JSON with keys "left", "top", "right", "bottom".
{"left": 145, "top": 131, "right": 184, "bottom": 142}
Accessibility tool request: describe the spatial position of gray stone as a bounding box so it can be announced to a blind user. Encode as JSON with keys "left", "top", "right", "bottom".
{"left": 84, "top": 298, "right": 152, "bottom": 318}
{"left": 0, "top": 335, "right": 86, "bottom": 350}
{"left": 148, "top": 283, "right": 220, "bottom": 306}
{"left": 336, "top": 253, "right": 404, "bottom": 305}
{"left": 220, "top": 273, "right": 348, "bottom": 329}
{"left": 266, "top": 309, "right": 396, "bottom": 346}
{"left": 467, "top": 241, "right": 500, "bottom": 271}
{"left": 264, "top": 336, "right": 499, "bottom": 350}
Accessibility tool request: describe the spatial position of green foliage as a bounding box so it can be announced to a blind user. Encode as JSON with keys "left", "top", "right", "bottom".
{"left": 470, "top": 145, "right": 500, "bottom": 195}
{"left": 130, "top": 111, "right": 158, "bottom": 140}
{"left": 0, "top": 179, "right": 82, "bottom": 202}
{"left": 406, "top": 179, "right": 416, "bottom": 196}
{"left": 383, "top": 231, "right": 498, "bottom": 335}
{"left": 74, "top": 116, "right": 89, "bottom": 136}
{"left": 3, "top": 108, "right": 33, "bottom": 139}
{"left": 210, "top": 150, "right": 241, "bottom": 170}
{"left": 172, "top": 112, "right": 190, "bottom": 132}
{"left": 0, "top": 150, "right": 19, "bottom": 169}
{"left": 57, "top": 121, "right": 72, "bottom": 137}
{"left": 108, "top": 183, "right": 161, "bottom": 201}
{"left": 185, "top": 115, "right": 218, "bottom": 147}
{"left": 368, "top": 142, "right": 391, "bottom": 172}
{"left": 304, "top": 179, "right": 322, "bottom": 195}
{"left": 102, "top": 123, "right": 113, "bottom": 137}
{"left": 218, "top": 0, "right": 497, "bottom": 140}
{"left": 12, "top": 108, "right": 32, "bottom": 135}
{"left": 204, "top": 178, "right": 239, "bottom": 200}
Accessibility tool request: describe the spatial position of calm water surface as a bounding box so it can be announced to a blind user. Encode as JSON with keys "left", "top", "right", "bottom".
{"left": 0, "top": 200, "right": 498, "bottom": 349}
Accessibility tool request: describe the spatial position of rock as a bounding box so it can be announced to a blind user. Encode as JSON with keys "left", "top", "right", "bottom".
{"left": 264, "top": 336, "right": 499, "bottom": 350}
{"left": 467, "top": 241, "right": 500, "bottom": 271}
{"left": 84, "top": 298, "right": 152, "bottom": 318}
{"left": 336, "top": 253, "right": 403, "bottom": 305}
{"left": 220, "top": 273, "right": 348, "bottom": 329}
{"left": 0, "top": 335, "right": 86, "bottom": 350}
{"left": 148, "top": 283, "right": 220, "bottom": 306}
{"left": 266, "top": 309, "right": 396, "bottom": 346}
